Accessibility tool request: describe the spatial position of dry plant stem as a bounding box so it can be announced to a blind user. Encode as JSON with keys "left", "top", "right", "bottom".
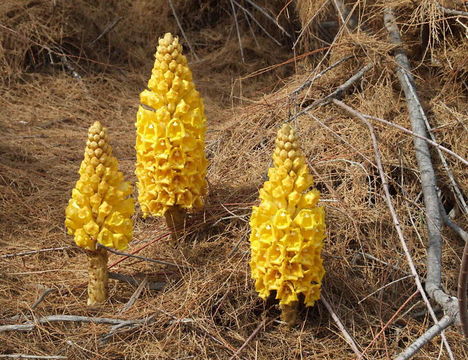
{"left": 164, "top": 205, "right": 186, "bottom": 242}
{"left": 394, "top": 315, "right": 456, "bottom": 360}
{"left": 384, "top": 9, "right": 460, "bottom": 331}
{"left": 332, "top": 98, "right": 455, "bottom": 359}
{"left": 87, "top": 247, "right": 108, "bottom": 306}
{"left": 280, "top": 302, "right": 298, "bottom": 327}
{"left": 459, "top": 240, "right": 468, "bottom": 337}
{"left": 98, "top": 243, "right": 188, "bottom": 268}
{"left": 321, "top": 294, "right": 363, "bottom": 358}
{"left": 167, "top": 0, "right": 199, "bottom": 61}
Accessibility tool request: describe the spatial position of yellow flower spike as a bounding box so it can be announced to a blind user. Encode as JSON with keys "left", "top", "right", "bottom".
{"left": 249, "top": 124, "right": 326, "bottom": 327}
{"left": 65, "top": 121, "right": 134, "bottom": 306}
{"left": 135, "top": 33, "right": 207, "bottom": 239}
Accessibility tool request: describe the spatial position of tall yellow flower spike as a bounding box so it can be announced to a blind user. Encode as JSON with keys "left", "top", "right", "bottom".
{"left": 249, "top": 124, "right": 326, "bottom": 326}
{"left": 135, "top": 33, "right": 207, "bottom": 236}
{"left": 65, "top": 121, "right": 134, "bottom": 305}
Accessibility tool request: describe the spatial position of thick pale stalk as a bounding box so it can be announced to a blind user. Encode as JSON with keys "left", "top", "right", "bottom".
{"left": 164, "top": 205, "right": 186, "bottom": 241}
{"left": 280, "top": 302, "right": 298, "bottom": 327}
{"left": 87, "top": 247, "right": 109, "bottom": 305}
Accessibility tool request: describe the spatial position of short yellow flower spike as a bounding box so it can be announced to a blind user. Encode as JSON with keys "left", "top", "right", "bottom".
{"left": 65, "top": 122, "right": 134, "bottom": 306}
{"left": 249, "top": 124, "right": 326, "bottom": 314}
{"left": 65, "top": 121, "right": 134, "bottom": 251}
{"left": 135, "top": 32, "right": 207, "bottom": 218}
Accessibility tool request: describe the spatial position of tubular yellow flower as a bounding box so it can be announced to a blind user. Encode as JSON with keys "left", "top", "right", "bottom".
{"left": 65, "top": 121, "right": 134, "bottom": 305}
{"left": 249, "top": 124, "right": 326, "bottom": 324}
{"left": 135, "top": 33, "right": 207, "bottom": 219}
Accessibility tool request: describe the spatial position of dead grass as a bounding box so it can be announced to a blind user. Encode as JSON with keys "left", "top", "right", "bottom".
{"left": 1, "top": 1, "right": 467, "bottom": 359}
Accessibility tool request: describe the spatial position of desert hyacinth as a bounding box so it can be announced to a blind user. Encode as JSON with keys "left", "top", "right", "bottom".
{"left": 135, "top": 32, "right": 207, "bottom": 238}
{"left": 249, "top": 124, "right": 326, "bottom": 326}
{"left": 65, "top": 121, "right": 134, "bottom": 305}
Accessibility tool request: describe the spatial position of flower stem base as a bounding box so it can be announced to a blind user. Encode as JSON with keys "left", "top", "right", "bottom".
{"left": 280, "top": 302, "right": 298, "bottom": 327}
{"left": 87, "top": 247, "right": 108, "bottom": 306}
{"left": 164, "top": 205, "right": 186, "bottom": 241}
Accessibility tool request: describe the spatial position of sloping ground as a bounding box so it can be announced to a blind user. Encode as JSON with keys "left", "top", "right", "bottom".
{"left": 1, "top": 1, "right": 467, "bottom": 359}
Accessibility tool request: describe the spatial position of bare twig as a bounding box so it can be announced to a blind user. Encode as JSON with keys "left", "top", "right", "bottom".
{"left": 31, "top": 288, "right": 56, "bottom": 310}
{"left": 119, "top": 278, "right": 148, "bottom": 314}
{"left": 321, "top": 293, "right": 363, "bottom": 358}
{"left": 437, "top": 4, "right": 468, "bottom": 17}
{"left": 360, "top": 290, "right": 419, "bottom": 358}
{"left": 0, "top": 314, "right": 154, "bottom": 333}
{"left": 1, "top": 246, "right": 73, "bottom": 258}
{"left": 358, "top": 275, "right": 414, "bottom": 304}
{"left": 384, "top": 11, "right": 460, "bottom": 346}
{"left": 229, "top": 0, "right": 245, "bottom": 63}
{"left": 167, "top": 0, "right": 199, "bottom": 61}
{"left": 458, "top": 240, "right": 468, "bottom": 337}
{"left": 290, "top": 55, "right": 353, "bottom": 96}
{"left": 233, "top": 0, "right": 282, "bottom": 46}
{"left": 97, "top": 243, "right": 191, "bottom": 269}
{"left": 394, "top": 315, "right": 456, "bottom": 360}
{"left": 0, "top": 355, "right": 67, "bottom": 359}
{"left": 242, "top": 0, "right": 291, "bottom": 38}
{"left": 353, "top": 251, "right": 408, "bottom": 274}
{"left": 90, "top": 17, "right": 123, "bottom": 45}
{"left": 288, "top": 63, "right": 373, "bottom": 123}
{"left": 108, "top": 272, "right": 164, "bottom": 290}
{"left": 363, "top": 114, "right": 468, "bottom": 166}
{"left": 228, "top": 318, "right": 269, "bottom": 360}
{"left": 439, "top": 203, "right": 468, "bottom": 243}
{"left": 332, "top": 98, "right": 456, "bottom": 358}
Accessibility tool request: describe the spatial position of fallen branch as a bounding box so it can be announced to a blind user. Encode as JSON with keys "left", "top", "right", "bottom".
{"left": 331, "top": 98, "right": 455, "bottom": 358}
{"left": 394, "top": 315, "right": 455, "bottom": 360}
{"left": 384, "top": 11, "right": 460, "bottom": 350}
